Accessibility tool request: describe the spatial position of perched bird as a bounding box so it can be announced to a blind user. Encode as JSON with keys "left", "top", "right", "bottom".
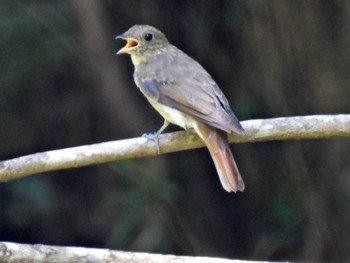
{"left": 116, "top": 25, "right": 245, "bottom": 192}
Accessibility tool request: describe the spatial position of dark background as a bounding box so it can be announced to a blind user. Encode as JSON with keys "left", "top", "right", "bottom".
{"left": 1, "top": 0, "right": 349, "bottom": 261}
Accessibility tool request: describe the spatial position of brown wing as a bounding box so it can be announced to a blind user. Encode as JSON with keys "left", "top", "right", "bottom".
{"left": 135, "top": 45, "right": 244, "bottom": 134}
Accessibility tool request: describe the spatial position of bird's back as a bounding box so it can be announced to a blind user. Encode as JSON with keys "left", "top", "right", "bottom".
{"left": 134, "top": 44, "right": 244, "bottom": 135}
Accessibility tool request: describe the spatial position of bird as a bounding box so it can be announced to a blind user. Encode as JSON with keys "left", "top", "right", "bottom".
{"left": 116, "top": 25, "right": 245, "bottom": 192}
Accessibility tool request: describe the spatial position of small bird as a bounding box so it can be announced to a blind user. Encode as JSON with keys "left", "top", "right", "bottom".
{"left": 116, "top": 25, "right": 245, "bottom": 192}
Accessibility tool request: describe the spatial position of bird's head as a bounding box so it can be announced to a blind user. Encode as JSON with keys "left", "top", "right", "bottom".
{"left": 116, "top": 25, "right": 169, "bottom": 59}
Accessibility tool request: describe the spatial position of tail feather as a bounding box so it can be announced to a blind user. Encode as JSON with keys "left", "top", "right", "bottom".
{"left": 194, "top": 122, "right": 244, "bottom": 192}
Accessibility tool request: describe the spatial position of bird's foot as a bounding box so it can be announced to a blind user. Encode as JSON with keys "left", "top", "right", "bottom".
{"left": 142, "top": 132, "right": 161, "bottom": 153}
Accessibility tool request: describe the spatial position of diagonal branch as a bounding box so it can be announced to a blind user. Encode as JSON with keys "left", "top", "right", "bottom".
{"left": 0, "top": 114, "right": 349, "bottom": 182}
{"left": 0, "top": 241, "right": 283, "bottom": 263}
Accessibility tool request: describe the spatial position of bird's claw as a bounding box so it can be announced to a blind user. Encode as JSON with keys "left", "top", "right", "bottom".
{"left": 142, "top": 132, "right": 161, "bottom": 153}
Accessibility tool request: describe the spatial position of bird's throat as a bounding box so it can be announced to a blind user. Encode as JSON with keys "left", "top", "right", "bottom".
{"left": 131, "top": 54, "right": 147, "bottom": 66}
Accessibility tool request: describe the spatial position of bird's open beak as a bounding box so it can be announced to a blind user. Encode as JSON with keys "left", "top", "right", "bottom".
{"left": 116, "top": 35, "right": 140, "bottom": 55}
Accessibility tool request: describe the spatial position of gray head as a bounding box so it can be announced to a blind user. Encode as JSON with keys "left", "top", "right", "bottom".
{"left": 116, "top": 25, "right": 169, "bottom": 56}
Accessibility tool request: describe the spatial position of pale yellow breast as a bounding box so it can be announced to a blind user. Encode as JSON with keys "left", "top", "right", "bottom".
{"left": 148, "top": 100, "right": 195, "bottom": 130}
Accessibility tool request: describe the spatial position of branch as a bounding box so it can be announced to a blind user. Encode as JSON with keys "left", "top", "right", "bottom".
{"left": 0, "top": 114, "right": 349, "bottom": 182}
{"left": 0, "top": 242, "right": 285, "bottom": 263}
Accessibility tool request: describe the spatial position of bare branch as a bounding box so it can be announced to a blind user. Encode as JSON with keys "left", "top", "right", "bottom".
{"left": 0, "top": 242, "right": 285, "bottom": 263}
{"left": 0, "top": 114, "right": 349, "bottom": 182}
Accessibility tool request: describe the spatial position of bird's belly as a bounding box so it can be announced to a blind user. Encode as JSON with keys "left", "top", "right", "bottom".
{"left": 149, "top": 101, "right": 195, "bottom": 130}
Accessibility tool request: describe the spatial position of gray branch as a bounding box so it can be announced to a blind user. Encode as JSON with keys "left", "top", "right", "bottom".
{"left": 0, "top": 242, "right": 285, "bottom": 263}
{"left": 0, "top": 114, "right": 349, "bottom": 182}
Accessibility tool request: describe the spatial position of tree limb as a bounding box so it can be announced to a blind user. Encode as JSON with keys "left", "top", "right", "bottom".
{"left": 0, "top": 114, "right": 349, "bottom": 182}
{"left": 0, "top": 242, "right": 286, "bottom": 263}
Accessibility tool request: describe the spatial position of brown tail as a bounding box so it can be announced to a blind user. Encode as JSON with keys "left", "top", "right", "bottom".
{"left": 194, "top": 122, "right": 245, "bottom": 192}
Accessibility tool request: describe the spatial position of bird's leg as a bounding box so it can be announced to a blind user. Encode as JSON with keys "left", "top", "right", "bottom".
{"left": 156, "top": 119, "right": 170, "bottom": 135}
{"left": 142, "top": 120, "right": 170, "bottom": 153}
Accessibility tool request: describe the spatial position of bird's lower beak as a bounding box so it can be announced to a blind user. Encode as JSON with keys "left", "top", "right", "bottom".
{"left": 116, "top": 35, "right": 140, "bottom": 55}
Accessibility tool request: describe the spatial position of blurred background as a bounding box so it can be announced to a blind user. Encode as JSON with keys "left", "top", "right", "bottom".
{"left": 0, "top": 0, "right": 349, "bottom": 261}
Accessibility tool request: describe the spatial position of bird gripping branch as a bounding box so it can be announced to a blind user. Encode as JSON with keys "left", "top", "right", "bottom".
{"left": 116, "top": 25, "right": 245, "bottom": 192}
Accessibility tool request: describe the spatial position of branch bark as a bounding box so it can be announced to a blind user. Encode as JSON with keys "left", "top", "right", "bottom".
{"left": 0, "top": 114, "right": 349, "bottom": 182}
{"left": 0, "top": 242, "right": 285, "bottom": 263}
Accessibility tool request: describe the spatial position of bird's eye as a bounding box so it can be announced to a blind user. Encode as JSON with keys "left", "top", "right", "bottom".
{"left": 144, "top": 33, "right": 153, "bottom": 41}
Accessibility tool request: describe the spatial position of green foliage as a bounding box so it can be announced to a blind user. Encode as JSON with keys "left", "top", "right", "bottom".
{"left": 106, "top": 160, "right": 179, "bottom": 252}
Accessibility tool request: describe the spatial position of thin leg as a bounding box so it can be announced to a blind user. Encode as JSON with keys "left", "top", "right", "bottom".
{"left": 156, "top": 120, "right": 170, "bottom": 135}
{"left": 142, "top": 120, "right": 170, "bottom": 153}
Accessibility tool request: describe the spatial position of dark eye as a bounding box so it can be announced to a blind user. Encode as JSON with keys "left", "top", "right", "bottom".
{"left": 144, "top": 33, "right": 153, "bottom": 41}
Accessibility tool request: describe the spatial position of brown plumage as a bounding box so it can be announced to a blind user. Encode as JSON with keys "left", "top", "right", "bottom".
{"left": 116, "top": 25, "right": 245, "bottom": 192}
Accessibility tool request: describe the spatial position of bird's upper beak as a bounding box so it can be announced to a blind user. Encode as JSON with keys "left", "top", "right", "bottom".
{"left": 115, "top": 34, "right": 140, "bottom": 55}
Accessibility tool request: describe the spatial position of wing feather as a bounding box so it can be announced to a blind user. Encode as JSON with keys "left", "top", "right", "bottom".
{"left": 135, "top": 46, "right": 243, "bottom": 134}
